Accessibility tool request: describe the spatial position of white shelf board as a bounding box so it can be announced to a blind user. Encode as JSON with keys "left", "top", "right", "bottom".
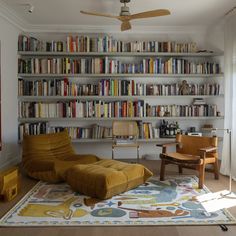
{"left": 18, "top": 95, "right": 224, "bottom": 101}
{"left": 18, "top": 73, "right": 224, "bottom": 78}
{"left": 18, "top": 116, "right": 224, "bottom": 122}
{"left": 18, "top": 51, "right": 224, "bottom": 57}
{"left": 70, "top": 138, "right": 174, "bottom": 143}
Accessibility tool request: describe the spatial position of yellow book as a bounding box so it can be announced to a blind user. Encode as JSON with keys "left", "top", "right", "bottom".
{"left": 150, "top": 58, "right": 154, "bottom": 74}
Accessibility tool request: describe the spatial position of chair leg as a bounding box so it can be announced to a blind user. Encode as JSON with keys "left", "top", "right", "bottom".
{"left": 199, "top": 163, "right": 206, "bottom": 189}
{"left": 137, "top": 146, "right": 140, "bottom": 163}
{"left": 178, "top": 165, "right": 183, "bottom": 174}
{"left": 213, "top": 160, "right": 219, "bottom": 180}
{"left": 160, "top": 160, "right": 166, "bottom": 181}
{"left": 112, "top": 147, "right": 114, "bottom": 160}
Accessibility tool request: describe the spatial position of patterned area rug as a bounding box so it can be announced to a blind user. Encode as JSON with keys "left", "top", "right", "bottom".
{"left": 1, "top": 176, "right": 236, "bottom": 226}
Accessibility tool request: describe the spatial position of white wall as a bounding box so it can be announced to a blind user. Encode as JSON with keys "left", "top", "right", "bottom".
{"left": 0, "top": 17, "right": 225, "bottom": 168}
{"left": 0, "top": 15, "right": 20, "bottom": 168}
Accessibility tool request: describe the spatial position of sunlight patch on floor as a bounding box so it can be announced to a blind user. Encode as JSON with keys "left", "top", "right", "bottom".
{"left": 197, "top": 190, "right": 236, "bottom": 212}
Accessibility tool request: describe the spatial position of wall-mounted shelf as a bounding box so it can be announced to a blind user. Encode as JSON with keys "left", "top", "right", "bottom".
{"left": 18, "top": 73, "right": 224, "bottom": 78}
{"left": 18, "top": 116, "right": 224, "bottom": 123}
{"left": 17, "top": 34, "right": 224, "bottom": 142}
{"left": 18, "top": 51, "right": 224, "bottom": 57}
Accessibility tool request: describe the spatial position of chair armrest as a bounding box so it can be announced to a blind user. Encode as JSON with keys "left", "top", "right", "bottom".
{"left": 156, "top": 142, "right": 180, "bottom": 153}
{"left": 156, "top": 142, "right": 179, "bottom": 147}
{"left": 199, "top": 147, "right": 217, "bottom": 153}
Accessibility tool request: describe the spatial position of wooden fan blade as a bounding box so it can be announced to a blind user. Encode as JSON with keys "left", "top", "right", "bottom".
{"left": 130, "top": 9, "right": 171, "bottom": 20}
{"left": 80, "top": 10, "right": 120, "bottom": 19}
{"left": 121, "top": 21, "right": 131, "bottom": 31}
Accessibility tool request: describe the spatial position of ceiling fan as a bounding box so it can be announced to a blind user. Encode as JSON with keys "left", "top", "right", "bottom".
{"left": 80, "top": 0, "right": 171, "bottom": 31}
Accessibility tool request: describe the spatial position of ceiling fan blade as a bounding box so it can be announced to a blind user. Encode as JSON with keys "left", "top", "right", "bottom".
{"left": 80, "top": 10, "right": 119, "bottom": 19}
{"left": 121, "top": 21, "right": 132, "bottom": 31}
{"left": 130, "top": 9, "right": 171, "bottom": 20}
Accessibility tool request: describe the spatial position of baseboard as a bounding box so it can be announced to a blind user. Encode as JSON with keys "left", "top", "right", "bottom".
{"left": 142, "top": 154, "right": 160, "bottom": 160}
{"left": 0, "top": 156, "right": 21, "bottom": 170}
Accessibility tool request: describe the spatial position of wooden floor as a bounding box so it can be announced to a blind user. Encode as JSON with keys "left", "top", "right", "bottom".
{"left": 0, "top": 160, "right": 236, "bottom": 236}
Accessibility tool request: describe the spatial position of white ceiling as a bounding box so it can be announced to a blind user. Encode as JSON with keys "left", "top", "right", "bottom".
{"left": 1, "top": 0, "right": 236, "bottom": 30}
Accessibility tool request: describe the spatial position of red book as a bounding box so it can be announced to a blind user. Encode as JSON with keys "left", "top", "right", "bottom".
{"left": 132, "top": 80, "right": 135, "bottom": 95}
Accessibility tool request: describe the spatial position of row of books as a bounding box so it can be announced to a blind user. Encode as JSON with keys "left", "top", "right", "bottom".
{"left": 18, "top": 78, "right": 221, "bottom": 97}
{"left": 18, "top": 34, "right": 198, "bottom": 53}
{"left": 18, "top": 122, "right": 160, "bottom": 141}
{"left": 18, "top": 122, "right": 48, "bottom": 141}
{"left": 146, "top": 104, "right": 218, "bottom": 117}
{"left": 51, "top": 125, "right": 112, "bottom": 140}
{"left": 18, "top": 57, "right": 220, "bottom": 75}
{"left": 18, "top": 35, "right": 41, "bottom": 52}
{"left": 66, "top": 35, "right": 198, "bottom": 53}
{"left": 139, "top": 122, "right": 159, "bottom": 139}
{"left": 18, "top": 123, "right": 112, "bottom": 140}
{"left": 18, "top": 101, "right": 219, "bottom": 118}
{"left": 19, "top": 101, "right": 146, "bottom": 118}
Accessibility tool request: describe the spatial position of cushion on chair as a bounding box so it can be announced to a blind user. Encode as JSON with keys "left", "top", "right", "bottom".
{"left": 22, "top": 130, "right": 99, "bottom": 183}
{"left": 66, "top": 159, "right": 153, "bottom": 199}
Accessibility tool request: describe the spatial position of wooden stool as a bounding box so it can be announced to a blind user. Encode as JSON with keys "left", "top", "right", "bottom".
{"left": 0, "top": 166, "right": 19, "bottom": 201}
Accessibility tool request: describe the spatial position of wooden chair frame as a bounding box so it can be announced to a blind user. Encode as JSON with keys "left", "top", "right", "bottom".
{"left": 112, "top": 121, "right": 140, "bottom": 162}
{"left": 157, "top": 134, "right": 219, "bottom": 189}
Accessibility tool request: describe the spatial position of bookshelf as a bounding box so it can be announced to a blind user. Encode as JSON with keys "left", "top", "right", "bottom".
{"left": 17, "top": 34, "right": 224, "bottom": 143}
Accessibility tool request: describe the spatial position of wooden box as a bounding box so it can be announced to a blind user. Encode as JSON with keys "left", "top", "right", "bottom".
{"left": 0, "top": 166, "right": 19, "bottom": 201}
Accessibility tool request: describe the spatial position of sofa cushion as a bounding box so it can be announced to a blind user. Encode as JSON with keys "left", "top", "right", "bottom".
{"left": 22, "top": 130, "right": 99, "bottom": 183}
{"left": 66, "top": 159, "right": 153, "bottom": 199}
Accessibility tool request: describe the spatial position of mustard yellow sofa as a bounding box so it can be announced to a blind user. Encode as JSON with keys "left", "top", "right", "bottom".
{"left": 22, "top": 130, "right": 99, "bottom": 183}
{"left": 66, "top": 159, "right": 153, "bottom": 199}
{"left": 22, "top": 130, "right": 153, "bottom": 199}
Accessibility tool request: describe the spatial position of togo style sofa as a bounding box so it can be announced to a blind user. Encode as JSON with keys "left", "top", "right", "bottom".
{"left": 22, "top": 130, "right": 153, "bottom": 199}
{"left": 22, "top": 129, "right": 99, "bottom": 183}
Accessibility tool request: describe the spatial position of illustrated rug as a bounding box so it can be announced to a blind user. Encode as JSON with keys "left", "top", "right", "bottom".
{"left": 1, "top": 176, "right": 236, "bottom": 226}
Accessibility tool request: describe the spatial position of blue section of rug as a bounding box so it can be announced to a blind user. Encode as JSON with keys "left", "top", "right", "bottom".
{"left": 1, "top": 176, "right": 235, "bottom": 226}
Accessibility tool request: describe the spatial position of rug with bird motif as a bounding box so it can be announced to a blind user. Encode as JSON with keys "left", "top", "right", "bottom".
{"left": 1, "top": 176, "right": 235, "bottom": 226}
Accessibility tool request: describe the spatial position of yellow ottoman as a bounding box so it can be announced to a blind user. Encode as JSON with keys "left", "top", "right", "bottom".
{"left": 66, "top": 159, "right": 153, "bottom": 199}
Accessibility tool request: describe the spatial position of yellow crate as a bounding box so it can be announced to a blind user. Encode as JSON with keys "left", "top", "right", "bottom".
{"left": 0, "top": 166, "right": 19, "bottom": 201}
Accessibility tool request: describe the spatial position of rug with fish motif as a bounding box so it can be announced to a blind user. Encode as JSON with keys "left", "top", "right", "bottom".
{"left": 1, "top": 176, "right": 235, "bottom": 226}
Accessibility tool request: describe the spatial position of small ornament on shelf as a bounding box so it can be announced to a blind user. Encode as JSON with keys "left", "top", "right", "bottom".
{"left": 159, "top": 120, "right": 180, "bottom": 138}
{"left": 179, "top": 80, "right": 190, "bottom": 95}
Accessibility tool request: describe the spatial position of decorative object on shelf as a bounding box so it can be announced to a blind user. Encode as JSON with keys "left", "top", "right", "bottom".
{"left": 179, "top": 80, "right": 190, "bottom": 95}
{"left": 185, "top": 126, "right": 202, "bottom": 136}
{"left": 0, "top": 166, "right": 19, "bottom": 201}
{"left": 80, "top": 0, "right": 170, "bottom": 31}
{"left": 159, "top": 120, "right": 179, "bottom": 138}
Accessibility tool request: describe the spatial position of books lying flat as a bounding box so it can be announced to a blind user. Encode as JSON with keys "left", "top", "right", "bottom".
{"left": 115, "top": 139, "right": 136, "bottom": 145}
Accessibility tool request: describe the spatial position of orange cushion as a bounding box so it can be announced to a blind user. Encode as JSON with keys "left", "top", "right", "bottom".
{"left": 66, "top": 159, "right": 153, "bottom": 199}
